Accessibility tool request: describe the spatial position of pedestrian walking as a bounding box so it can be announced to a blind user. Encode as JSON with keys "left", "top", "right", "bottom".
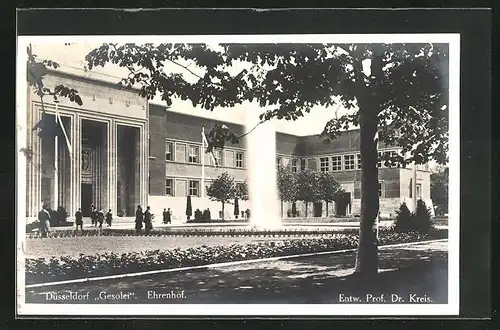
{"left": 75, "top": 208, "right": 83, "bottom": 232}
{"left": 38, "top": 204, "right": 50, "bottom": 238}
{"left": 97, "top": 209, "right": 104, "bottom": 228}
{"left": 135, "top": 205, "right": 143, "bottom": 233}
{"left": 144, "top": 206, "right": 153, "bottom": 232}
{"left": 90, "top": 204, "right": 97, "bottom": 226}
{"left": 163, "top": 208, "right": 171, "bottom": 224}
{"left": 105, "top": 209, "right": 113, "bottom": 227}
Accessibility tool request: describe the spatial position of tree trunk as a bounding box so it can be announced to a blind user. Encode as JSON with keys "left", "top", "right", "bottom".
{"left": 354, "top": 102, "right": 380, "bottom": 277}
{"left": 221, "top": 202, "right": 225, "bottom": 220}
{"left": 305, "top": 202, "right": 308, "bottom": 218}
{"left": 281, "top": 200, "right": 284, "bottom": 218}
{"left": 326, "top": 201, "right": 329, "bottom": 217}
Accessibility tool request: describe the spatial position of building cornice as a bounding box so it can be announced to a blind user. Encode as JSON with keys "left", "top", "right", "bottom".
{"left": 46, "top": 68, "right": 143, "bottom": 94}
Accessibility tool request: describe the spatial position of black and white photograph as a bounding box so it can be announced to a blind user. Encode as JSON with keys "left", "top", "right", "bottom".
{"left": 16, "top": 32, "right": 460, "bottom": 316}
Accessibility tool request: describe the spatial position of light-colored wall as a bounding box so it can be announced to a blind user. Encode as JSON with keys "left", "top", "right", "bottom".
{"left": 148, "top": 195, "right": 251, "bottom": 223}
{"left": 42, "top": 72, "right": 147, "bottom": 120}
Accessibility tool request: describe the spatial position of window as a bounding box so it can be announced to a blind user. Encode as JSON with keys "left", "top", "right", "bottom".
{"left": 165, "top": 179, "right": 173, "bottom": 196}
{"left": 291, "top": 159, "right": 299, "bottom": 173}
{"left": 357, "top": 154, "right": 361, "bottom": 170}
{"left": 300, "top": 158, "right": 306, "bottom": 171}
{"left": 332, "top": 156, "right": 342, "bottom": 171}
{"left": 213, "top": 149, "right": 223, "bottom": 166}
{"left": 188, "top": 146, "right": 199, "bottom": 163}
{"left": 319, "top": 157, "right": 329, "bottom": 172}
{"left": 344, "top": 154, "right": 355, "bottom": 170}
{"left": 189, "top": 180, "right": 200, "bottom": 197}
{"left": 377, "top": 151, "right": 383, "bottom": 168}
{"left": 236, "top": 152, "right": 244, "bottom": 168}
{"left": 383, "top": 150, "right": 398, "bottom": 168}
{"left": 378, "top": 182, "right": 383, "bottom": 197}
{"left": 165, "top": 142, "right": 173, "bottom": 161}
{"left": 276, "top": 156, "right": 282, "bottom": 170}
{"left": 176, "top": 143, "right": 186, "bottom": 163}
{"left": 416, "top": 183, "right": 422, "bottom": 199}
{"left": 225, "top": 150, "right": 235, "bottom": 167}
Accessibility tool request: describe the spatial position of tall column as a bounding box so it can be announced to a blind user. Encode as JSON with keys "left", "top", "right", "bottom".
{"left": 142, "top": 124, "right": 147, "bottom": 208}
{"left": 32, "top": 105, "right": 42, "bottom": 218}
{"left": 73, "top": 115, "right": 81, "bottom": 215}
{"left": 108, "top": 120, "right": 117, "bottom": 214}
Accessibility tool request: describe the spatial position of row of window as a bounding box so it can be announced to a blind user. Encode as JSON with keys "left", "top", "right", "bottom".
{"left": 165, "top": 142, "right": 245, "bottom": 168}
{"left": 158, "top": 178, "right": 421, "bottom": 199}
{"left": 164, "top": 178, "right": 246, "bottom": 197}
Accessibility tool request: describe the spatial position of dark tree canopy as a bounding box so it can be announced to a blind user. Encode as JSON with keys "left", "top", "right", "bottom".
{"left": 86, "top": 43, "right": 449, "bottom": 166}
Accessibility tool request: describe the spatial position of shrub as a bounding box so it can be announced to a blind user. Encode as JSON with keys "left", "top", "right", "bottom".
{"left": 203, "top": 209, "right": 211, "bottom": 222}
{"left": 413, "top": 199, "right": 434, "bottom": 234}
{"left": 393, "top": 200, "right": 435, "bottom": 234}
{"left": 194, "top": 209, "right": 203, "bottom": 222}
{"left": 393, "top": 202, "right": 413, "bottom": 233}
{"left": 186, "top": 196, "right": 192, "bottom": 220}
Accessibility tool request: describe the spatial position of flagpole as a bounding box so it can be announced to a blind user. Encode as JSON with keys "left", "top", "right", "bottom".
{"left": 413, "top": 162, "right": 417, "bottom": 211}
{"left": 375, "top": 130, "right": 380, "bottom": 242}
{"left": 201, "top": 126, "right": 205, "bottom": 198}
{"left": 54, "top": 102, "right": 59, "bottom": 211}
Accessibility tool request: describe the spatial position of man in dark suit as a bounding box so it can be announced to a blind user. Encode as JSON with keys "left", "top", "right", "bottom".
{"left": 135, "top": 205, "right": 143, "bottom": 233}
{"left": 105, "top": 209, "right": 113, "bottom": 227}
{"left": 163, "top": 208, "right": 171, "bottom": 224}
{"left": 90, "top": 204, "right": 97, "bottom": 226}
{"left": 144, "top": 206, "right": 153, "bottom": 232}
{"left": 75, "top": 208, "right": 83, "bottom": 232}
{"left": 38, "top": 204, "right": 51, "bottom": 237}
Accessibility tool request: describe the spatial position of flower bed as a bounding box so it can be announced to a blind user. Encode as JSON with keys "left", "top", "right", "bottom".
{"left": 26, "top": 227, "right": 364, "bottom": 239}
{"left": 25, "top": 229, "right": 447, "bottom": 285}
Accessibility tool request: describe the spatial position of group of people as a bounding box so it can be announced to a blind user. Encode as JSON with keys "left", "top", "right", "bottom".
{"left": 135, "top": 205, "right": 153, "bottom": 232}
{"left": 37, "top": 203, "right": 174, "bottom": 236}
{"left": 86, "top": 205, "right": 113, "bottom": 229}
{"left": 73, "top": 205, "right": 113, "bottom": 231}
{"left": 134, "top": 206, "right": 174, "bottom": 232}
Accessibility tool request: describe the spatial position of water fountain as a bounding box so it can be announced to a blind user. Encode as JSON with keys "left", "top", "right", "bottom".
{"left": 246, "top": 113, "right": 282, "bottom": 230}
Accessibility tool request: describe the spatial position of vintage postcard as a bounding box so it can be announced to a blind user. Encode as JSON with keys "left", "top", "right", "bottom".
{"left": 16, "top": 33, "right": 460, "bottom": 316}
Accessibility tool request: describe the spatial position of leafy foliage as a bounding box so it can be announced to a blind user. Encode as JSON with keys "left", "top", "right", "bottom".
{"left": 84, "top": 42, "right": 448, "bottom": 273}
{"left": 319, "top": 172, "right": 343, "bottom": 216}
{"left": 27, "top": 44, "right": 83, "bottom": 140}
{"left": 430, "top": 167, "right": 448, "bottom": 216}
{"left": 205, "top": 172, "right": 237, "bottom": 219}
{"left": 413, "top": 200, "right": 434, "bottom": 234}
{"left": 236, "top": 180, "right": 249, "bottom": 201}
{"left": 393, "top": 202, "right": 413, "bottom": 233}
{"left": 277, "top": 165, "right": 299, "bottom": 203}
{"left": 393, "top": 200, "right": 434, "bottom": 234}
{"left": 85, "top": 42, "right": 448, "bottom": 166}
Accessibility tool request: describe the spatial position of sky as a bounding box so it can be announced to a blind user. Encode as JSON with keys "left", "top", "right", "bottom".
{"left": 30, "top": 42, "right": 354, "bottom": 136}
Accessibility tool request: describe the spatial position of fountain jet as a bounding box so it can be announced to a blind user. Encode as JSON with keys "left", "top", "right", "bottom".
{"left": 246, "top": 113, "right": 282, "bottom": 229}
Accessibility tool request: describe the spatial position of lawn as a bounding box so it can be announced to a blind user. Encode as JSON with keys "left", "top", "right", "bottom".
{"left": 25, "top": 235, "right": 315, "bottom": 259}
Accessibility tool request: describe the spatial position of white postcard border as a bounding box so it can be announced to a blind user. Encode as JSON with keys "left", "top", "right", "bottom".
{"left": 16, "top": 33, "right": 460, "bottom": 316}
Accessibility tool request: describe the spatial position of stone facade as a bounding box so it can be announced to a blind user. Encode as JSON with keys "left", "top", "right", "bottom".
{"left": 147, "top": 105, "right": 433, "bottom": 219}
{"left": 24, "top": 71, "right": 433, "bottom": 222}
{"left": 25, "top": 71, "right": 148, "bottom": 221}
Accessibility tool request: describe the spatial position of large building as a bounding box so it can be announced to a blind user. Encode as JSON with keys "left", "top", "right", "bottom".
{"left": 24, "top": 70, "right": 433, "bottom": 223}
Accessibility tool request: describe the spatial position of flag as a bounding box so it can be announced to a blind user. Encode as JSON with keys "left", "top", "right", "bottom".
{"left": 202, "top": 129, "right": 218, "bottom": 167}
